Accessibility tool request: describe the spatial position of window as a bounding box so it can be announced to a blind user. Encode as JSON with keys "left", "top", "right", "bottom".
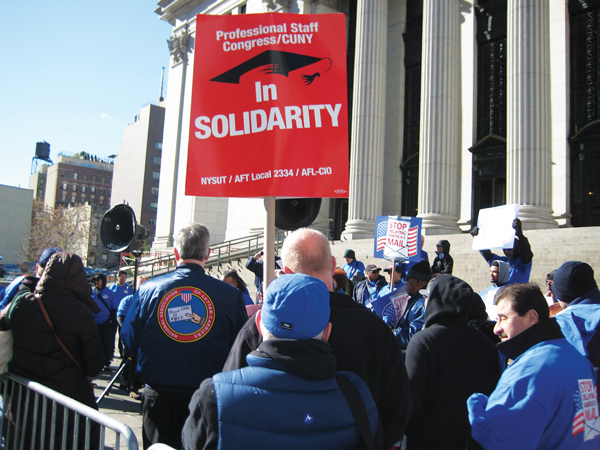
{"left": 91, "top": 187, "right": 96, "bottom": 194}
{"left": 92, "top": 176, "right": 97, "bottom": 183}
{"left": 153, "top": 171, "right": 160, "bottom": 179}
{"left": 81, "top": 195, "right": 86, "bottom": 203}
{"left": 151, "top": 187, "right": 159, "bottom": 195}
{"left": 61, "top": 193, "right": 67, "bottom": 202}
{"left": 82, "top": 186, "right": 87, "bottom": 193}
{"left": 149, "top": 218, "right": 156, "bottom": 225}
{"left": 73, "top": 173, "right": 78, "bottom": 180}
{"left": 154, "top": 157, "right": 161, "bottom": 165}
{"left": 150, "top": 202, "right": 158, "bottom": 210}
{"left": 71, "top": 195, "right": 76, "bottom": 203}
{"left": 100, "top": 188, "right": 105, "bottom": 195}
{"left": 101, "top": 177, "right": 105, "bottom": 184}
{"left": 155, "top": 142, "right": 162, "bottom": 149}
{"left": 72, "top": 184, "right": 77, "bottom": 192}
{"left": 62, "top": 182, "right": 68, "bottom": 190}
{"left": 83, "top": 174, "right": 87, "bottom": 181}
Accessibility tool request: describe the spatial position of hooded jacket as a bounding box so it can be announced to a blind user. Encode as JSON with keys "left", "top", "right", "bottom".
{"left": 5, "top": 252, "right": 103, "bottom": 408}
{"left": 404, "top": 275, "right": 500, "bottom": 449}
{"left": 91, "top": 274, "right": 116, "bottom": 325}
{"left": 479, "top": 260, "right": 511, "bottom": 319}
{"left": 431, "top": 240, "right": 453, "bottom": 275}
{"left": 182, "top": 339, "right": 380, "bottom": 450}
{"left": 555, "top": 289, "right": 600, "bottom": 374}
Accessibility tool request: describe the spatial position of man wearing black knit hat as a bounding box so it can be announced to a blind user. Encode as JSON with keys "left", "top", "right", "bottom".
{"left": 552, "top": 261, "right": 600, "bottom": 374}
{"left": 393, "top": 260, "right": 433, "bottom": 349}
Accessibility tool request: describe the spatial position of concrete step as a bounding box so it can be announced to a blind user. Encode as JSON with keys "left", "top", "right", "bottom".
{"left": 331, "top": 227, "right": 600, "bottom": 294}
{"left": 230, "top": 227, "right": 600, "bottom": 299}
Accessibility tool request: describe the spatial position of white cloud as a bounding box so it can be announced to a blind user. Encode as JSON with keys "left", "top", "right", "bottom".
{"left": 101, "top": 113, "right": 111, "bottom": 119}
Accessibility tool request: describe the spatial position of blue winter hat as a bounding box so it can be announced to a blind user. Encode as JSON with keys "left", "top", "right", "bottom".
{"left": 38, "top": 247, "right": 63, "bottom": 268}
{"left": 261, "top": 273, "right": 330, "bottom": 340}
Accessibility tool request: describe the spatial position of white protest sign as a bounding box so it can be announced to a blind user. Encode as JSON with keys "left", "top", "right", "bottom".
{"left": 472, "top": 204, "right": 520, "bottom": 251}
{"left": 168, "top": 305, "right": 193, "bottom": 322}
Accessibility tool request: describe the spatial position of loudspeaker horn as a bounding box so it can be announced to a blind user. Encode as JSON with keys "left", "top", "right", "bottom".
{"left": 272, "top": 198, "right": 322, "bottom": 230}
{"left": 100, "top": 204, "right": 149, "bottom": 252}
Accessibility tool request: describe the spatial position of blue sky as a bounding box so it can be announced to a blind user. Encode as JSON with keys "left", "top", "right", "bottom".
{"left": 1, "top": 2, "right": 172, "bottom": 189}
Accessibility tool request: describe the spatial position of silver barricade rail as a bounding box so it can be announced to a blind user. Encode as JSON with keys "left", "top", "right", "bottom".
{"left": 0, "top": 372, "right": 139, "bottom": 450}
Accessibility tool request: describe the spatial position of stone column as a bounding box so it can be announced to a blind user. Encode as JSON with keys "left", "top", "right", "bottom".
{"left": 417, "top": 0, "right": 462, "bottom": 234}
{"left": 342, "top": 0, "right": 388, "bottom": 240}
{"left": 506, "top": 0, "right": 557, "bottom": 228}
{"left": 153, "top": 27, "right": 191, "bottom": 250}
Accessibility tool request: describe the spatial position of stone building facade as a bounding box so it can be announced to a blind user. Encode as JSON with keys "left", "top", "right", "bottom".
{"left": 152, "top": 0, "right": 600, "bottom": 247}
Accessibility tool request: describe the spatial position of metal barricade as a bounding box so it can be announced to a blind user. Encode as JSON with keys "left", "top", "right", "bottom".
{"left": 0, "top": 373, "right": 138, "bottom": 450}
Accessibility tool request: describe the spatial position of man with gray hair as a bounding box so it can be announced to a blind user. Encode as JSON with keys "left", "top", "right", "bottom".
{"left": 223, "top": 228, "right": 412, "bottom": 450}
{"left": 122, "top": 223, "right": 248, "bottom": 449}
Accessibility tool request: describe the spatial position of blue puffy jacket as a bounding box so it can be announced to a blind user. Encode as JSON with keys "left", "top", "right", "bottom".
{"left": 182, "top": 339, "right": 380, "bottom": 450}
{"left": 121, "top": 263, "right": 248, "bottom": 391}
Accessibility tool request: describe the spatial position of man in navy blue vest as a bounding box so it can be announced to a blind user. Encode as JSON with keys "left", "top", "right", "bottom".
{"left": 182, "top": 273, "right": 380, "bottom": 450}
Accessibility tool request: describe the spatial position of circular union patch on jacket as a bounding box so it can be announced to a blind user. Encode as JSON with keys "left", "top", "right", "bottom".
{"left": 157, "top": 286, "right": 215, "bottom": 342}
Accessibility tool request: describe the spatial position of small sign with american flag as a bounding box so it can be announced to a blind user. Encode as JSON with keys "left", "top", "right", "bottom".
{"left": 373, "top": 215, "right": 422, "bottom": 262}
{"left": 573, "top": 378, "right": 600, "bottom": 442}
{"left": 371, "top": 284, "right": 410, "bottom": 328}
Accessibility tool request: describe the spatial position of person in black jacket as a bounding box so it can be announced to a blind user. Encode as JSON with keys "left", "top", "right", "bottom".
{"left": 404, "top": 275, "right": 500, "bottom": 450}
{"left": 1, "top": 252, "right": 104, "bottom": 449}
{"left": 223, "top": 228, "right": 412, "bottom": 450}
{"left": 431, "top": 240, "right": 453, "bottom": 275}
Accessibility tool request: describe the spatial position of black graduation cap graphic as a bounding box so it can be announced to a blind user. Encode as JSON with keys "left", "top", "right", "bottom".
{"left": 210, "top": 50, "right": 332, "bottom": 85}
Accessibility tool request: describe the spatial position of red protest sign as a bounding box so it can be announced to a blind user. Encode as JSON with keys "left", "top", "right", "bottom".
{"left": 186, "top": 13, "right": 349, "bottom": 198}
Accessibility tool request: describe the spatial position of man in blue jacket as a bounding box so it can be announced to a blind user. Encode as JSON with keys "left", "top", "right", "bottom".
{"left": 182, "top": 273, "right": 380, "bottom": 450}
{"left": 472, "top": 218, "right": 533, "bottom": 285}
{"left": 121, "top": 223, "right": 248, "bottom": 449}
{"left": 468, "top": 283, "right": 600, "bottom": 449}
{"left": 552, "top": 261, "right": 600, "bottom": 374}
{"left": 392, "top": 261, "right": 432, "bottom": 349}
{"left": 92, "top": 273, "right": 117, "bottom": 369}
{"left": 352, "top": 264, "right": 386, "bottom": 307}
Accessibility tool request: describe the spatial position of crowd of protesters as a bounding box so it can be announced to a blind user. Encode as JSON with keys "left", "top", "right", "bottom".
{"left": 1, "top": 218, "right": 599, "bottom": 450}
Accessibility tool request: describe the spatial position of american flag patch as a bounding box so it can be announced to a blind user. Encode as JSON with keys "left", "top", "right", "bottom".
{"left": 377, "top": 220, "right": 388, "bottom": 251}
{"left": 407, "top": 226, "right": 419, "bottom": 256}
{"left": 181, "top": 290, "right": 192, "bottom": 303}
{"left": 573, "top": 385, "right": 585, "bottom": 436}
